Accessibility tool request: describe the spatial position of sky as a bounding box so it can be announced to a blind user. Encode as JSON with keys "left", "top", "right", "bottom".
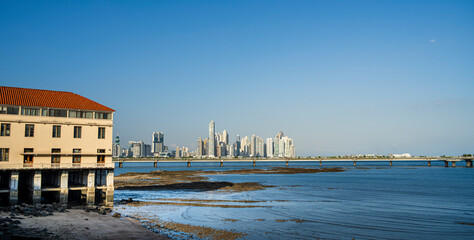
{"left": 1, "top": 0, "right": 473, "bottom": 156}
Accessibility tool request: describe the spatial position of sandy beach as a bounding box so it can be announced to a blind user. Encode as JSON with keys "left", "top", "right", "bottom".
{"left": 0, "top": 209, "right": 169, "bottom": 240}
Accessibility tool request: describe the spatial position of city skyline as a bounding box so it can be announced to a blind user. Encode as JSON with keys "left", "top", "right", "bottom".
{"left": 1, "top": 1, "right": 473, "bottom": 156}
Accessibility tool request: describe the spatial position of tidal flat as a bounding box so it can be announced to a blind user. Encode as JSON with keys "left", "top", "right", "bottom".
{"left": 114, "top": 164, "right": 474, "bottom": 239}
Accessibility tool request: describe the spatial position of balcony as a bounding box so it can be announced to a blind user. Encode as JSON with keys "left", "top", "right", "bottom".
{"left": 0, "top": 162, "right": 114, "bottom": 170}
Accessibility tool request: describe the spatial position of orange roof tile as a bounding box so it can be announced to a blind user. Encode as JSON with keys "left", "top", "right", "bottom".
{"left": 0, "top": 86, "right": 115, "bottom": 112}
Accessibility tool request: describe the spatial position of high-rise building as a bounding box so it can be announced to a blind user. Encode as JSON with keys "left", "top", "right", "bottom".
{"left": 152, "top": 132, "right": 164, "bottom": 154}
{"left": 223, "top": 130, "right": 229, "bottom": 145}
{"left": 129, "top": 141, "right": 145, "bottom": 157}
{"left": 256, "top": 136, "right": 264, "bottom": 157}
{"left": 203, "top": 138, "right": 209, "bottom": 156}
{"left": 176, "top": 146, "right": 181, "bottom": 158}
{"left": 250, "top": 134, "right": 256, "bottom": 157}
{"left": 266, "top": 138, "right": 274, "bottom": 158}
{"left": 208, "top": 120, "right": 215, "bottom": 157}
{"left": 196, "top": 137, "right": 203, "bottom": 158}
{"left": 113, "top": 135, "right": 122, "bottom": 157}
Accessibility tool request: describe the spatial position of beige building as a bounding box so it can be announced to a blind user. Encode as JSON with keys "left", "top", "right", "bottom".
{"left": 0, "top": 86, "right": 115, "bottom": 206}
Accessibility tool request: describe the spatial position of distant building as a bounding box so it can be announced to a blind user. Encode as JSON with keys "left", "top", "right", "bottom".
{"left": 208, "top": 121, "right": 215, "bottom": 157}
{"left": 266, "top": 138, "right": 274, "bottom": 158}
{"left": 144, "top": 144, "right": 151, "bottom": 157}
{"left": 390, "top": 153, "right": 412, "bottom": 158}
{"left": 129, "top": 141, "right": 145, "bottom": 157}
{"left": 250, "top": 134, "right": 256, "bottom": 157}
{"left": 112, "top": 135, "right": 122, "bottom": 157}
{"left": 196, "top": 137, "right": 203, "bottom": 158}
{"left": 152, "top": 132, "right": 164, "bottom": 154}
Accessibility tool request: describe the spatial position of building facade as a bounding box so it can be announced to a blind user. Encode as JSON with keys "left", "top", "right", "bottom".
{"left": 0, "top": 86, "right": 115, "bottom": 206}
{"left": 208, "top": 120, "right": 215, "bottom": 157}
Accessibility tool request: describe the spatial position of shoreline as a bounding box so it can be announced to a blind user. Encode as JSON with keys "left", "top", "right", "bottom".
{"left": 115, "top": 167, "right": 344, "bottom": 191}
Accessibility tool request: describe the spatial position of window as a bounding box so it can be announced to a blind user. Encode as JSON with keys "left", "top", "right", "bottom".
{"left": 98, "top": 127, "right": 105, "bottom": 139}
{"left": 0, "top": 149, "right": 9, "bottom": 161}
{"left": 25, "top": 124, "right": 34, "bottom": 137}
{"left": 95, "top": 112, "right": 111, "bottom": 119}
{"left": 21, "top": 108, "right": 40, "bottom": 116}
{"left": 97, "top": 155, "right": 105, "bottom": 163}
{"left": 1, "top": 123, "right": 10, "bottom": 136}
{"left": 73, "top": 149, "right": 81, "bottom": 163}
{"left": 0, "top": 106, "right": 19, "bottom": 115}
{"left": 52, "top": 125, "right": 61, "bottom": 138}
{"left": 69, "top": 111, "right": 93, "bottom": 119}
{"left": 24, "top": 148, "right": 34, "bottom": 163}
{"left": 74, "top": 126, "right": 82, "bottom": 138}
{"left": 42, "top": 109, "right": 67, "bottom": 117}
{"left": 97, "top": 149, "right": 105, "bottom": 153}
{"left": 73, "top": 155, "right": 81, "bottom": 163}
{"left": 51, "top": 148, "right": 61, "bottom": 163}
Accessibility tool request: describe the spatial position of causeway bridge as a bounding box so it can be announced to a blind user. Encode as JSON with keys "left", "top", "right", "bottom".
{"left": 113, "top": 157, "right": 474, "bottom": 168}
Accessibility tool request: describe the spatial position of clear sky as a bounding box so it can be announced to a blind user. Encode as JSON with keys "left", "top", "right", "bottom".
{"left": 1, "top": 0, "right": 473, "bottom": 156}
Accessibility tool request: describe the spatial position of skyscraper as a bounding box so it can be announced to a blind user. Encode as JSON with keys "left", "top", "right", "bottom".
{"left": 152, "top": 132, "right": 164, "bottom": 154}
{"left": 223, "top": 130, "right": 229, "bottom": 145}
{"left": 266, "top": 138, "right": 274, "bottom": 158}
{"left": 250, "top": 134, "right": 256, "bottom": 157}
{"left": 197, "top": 137, "right": 203, "bottom": 158}
{"left": 208, "top": 120, "right": 215, "bottom": 157}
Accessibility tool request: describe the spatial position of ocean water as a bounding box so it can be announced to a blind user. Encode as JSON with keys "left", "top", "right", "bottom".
{"left": 113, "top": 162, "right": 474, "bottom": 239}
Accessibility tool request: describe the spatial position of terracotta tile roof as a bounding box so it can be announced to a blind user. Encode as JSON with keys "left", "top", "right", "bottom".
{"left": 0, "top": 86, "right": 115, "bottom": 112}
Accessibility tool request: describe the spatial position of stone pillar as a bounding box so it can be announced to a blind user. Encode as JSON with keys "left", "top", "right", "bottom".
{"left": 427, "top": 160, "right": 431, "bottom": 167}
{"left": 466, "top": 160, "right": 472, "bottom": 168}
{"left": 32, "top": 171, "right": 42, "bottom": 204}
{"left": 187, "top": 161, "right": 191, "bottom": 167}
{"left": 118, "top": 162, "right": 123, "bottom": 168}
{"left": 253, "top": 161, "right": 256, "bottom": 167}
{"left": 451, "top": 161, "right": 456, "bottom": 167}
{"left": 9, "top": 171, "right": 19, "bottom": 205}
{"left": 60, "top": 171, "right": 68, "bottom": 206}
{"left": 353, "top": 161, "right": 356, "bottom": 167}
{"left": 87, "top": 170, "right": 95, "bottom": 205}
{"left": 286, "top": 160, "right": 288, "bottom": 167}
{"left": 319, "top": 160, "right": 322, "bottom": 167}
{"left": 389, "top": 161, "right": 392, "bottom": 167}
{"left": 220, "top": 160, "right": 223, "bottom": 167}
{"left": 154, "top": 161, "right": 157, "bottom": 168}
{"left": 444, "top": 161, "right": 449, "bottom": 167}
{"left": 106, "top": 169, "right": 114, "bottom": 207}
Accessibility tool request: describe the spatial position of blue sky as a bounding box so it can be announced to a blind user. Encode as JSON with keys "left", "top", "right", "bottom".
{"left": 1, "top": 0, "right": 473, "bottom": 156}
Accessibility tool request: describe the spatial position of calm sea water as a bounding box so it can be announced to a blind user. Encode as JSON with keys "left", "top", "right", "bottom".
{"left": 113, "top": 161, "right": 474, "bottom": 239}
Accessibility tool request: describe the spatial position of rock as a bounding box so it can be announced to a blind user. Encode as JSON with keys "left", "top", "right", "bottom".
{"left": 112, "top": 213, "right": 121, "bottom": 218}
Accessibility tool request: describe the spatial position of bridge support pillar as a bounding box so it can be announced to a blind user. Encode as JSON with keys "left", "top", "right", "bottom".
{"left": 119, "top": 162, "right": 123, "bottom": 168}
{"left": 353, "top": 161, "right": 356, "bottom": 167}
{"left": 466, "top": 160, "right": 472, "bottom": 168}
{"left": 286, "top": 161, "right": 288, "bottom": 167}
{"left": 452, "top": 161, "right": 456, "bottom": 167}
{"left": 253, "top": 161, "right": 256, "bottom": 167}
{"left": 187, "top": 161, "right": 191, "bottom": 167}
{"left": 427, "top": 161, "right": 431, "bottom": 167}
{"left": 154, "top": 161, "right": 157, "bottom": 168}
{"left": 389, "top": 161, "right": 392, "bottom": 167}
{"left": 220, "top": 161, "right": 223, "bottom": 167}
{"left": 444, "top": 161, "right": 449, "bottom": 167}
{"left": 319, "top": 160, "right": 322, "bottom": 167}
